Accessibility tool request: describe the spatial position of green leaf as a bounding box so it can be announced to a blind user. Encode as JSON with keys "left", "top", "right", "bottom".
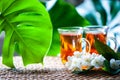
{"left": 47, "top": 0, "right": 90, "bottom": 56}
{"left": 92, "top": 0, "right": 107, "bottom": 25}
{"left": 0, "top": 17, "right": 4, "bottom": 33}
{"left": 102, "top": 60, "right": 111, "bottom": 73}
{"left": 83, "top": 0, "right": 119, "bottom": 26}
{"left": 85, "top": 13, "right": 98, "bottom": 25}
{"left": 94, "top": 38, "right": 120, "bottom": 61}
{"left": 109, "top": 0, "right": 120, "bottom": 20}
{"left": 0, "top": 0, "right": 52, "bottom": 68}
{"left": 103, "top": 60, "right": 120, "bottom": 75}
{"left": 116, "top": 52, "right": 120, "bottom": 58}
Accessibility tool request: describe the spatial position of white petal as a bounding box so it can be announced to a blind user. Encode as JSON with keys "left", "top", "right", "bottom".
{"left": 73, "top": 51, "right": 81, "bottom": 58}
{"left": 110, "top": 58, "right": 116, "bottom": 64}
{"left": 110, "top": 59, "right": 119, "bottom": 69}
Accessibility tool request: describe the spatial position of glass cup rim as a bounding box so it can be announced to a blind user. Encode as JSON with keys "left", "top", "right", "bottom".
{"left": 58, "top": 27, "right": 83, "bottom": 34}
{"left": 83, "top": 25, "right": 107, "bottom": 30}
{"left": 58, "top": 27, "right": 83, "bottom": 30}
{"left": 83, "top": 25, "right": 107, "bottom": 34}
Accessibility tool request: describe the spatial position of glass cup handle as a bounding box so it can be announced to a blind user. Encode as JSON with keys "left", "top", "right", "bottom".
{"left": 107, "top": 37, "right": 118, "bottom": 52}
{"left": 81, "top": 38, "right": 91, "bottom": 53}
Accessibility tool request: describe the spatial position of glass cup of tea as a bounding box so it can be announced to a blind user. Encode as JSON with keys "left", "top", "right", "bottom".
{"left": 58, "top": 27, "right": 90, "bottom": 64}
{"left": 84, "top": 26, "right": 117, "bottom": 54}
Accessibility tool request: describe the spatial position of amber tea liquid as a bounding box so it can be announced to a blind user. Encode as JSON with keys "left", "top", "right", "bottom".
{"left": 85, "top": 32, "right": 106, "bottom": 54}
{"left": 60, "top": 33, "right": 82, "bottom": 64}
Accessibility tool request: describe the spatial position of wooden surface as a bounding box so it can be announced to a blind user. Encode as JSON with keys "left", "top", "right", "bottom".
{"left": 0, "top": 56, "right": 120, "bottom": 80}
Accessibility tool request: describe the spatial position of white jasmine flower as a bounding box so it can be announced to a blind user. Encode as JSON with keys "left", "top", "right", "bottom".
{"left": 73, "top": 51, "right": 82, "bottom": 58}
{"left": 91, "top": 53, "right": 99, "bottom": 59}
{"left": 65, "top": 62, "right": 71, "bottom": 70}
{"left": 110, "top": 58, "right": 120, "bottom": 69}
{"left": 91, "top": 55, "right": 105, "bottom": 68}
{"left": 65, "top": 56, "right": 73, "bottom": 68}
{"left": 116, "top": 60, "right": 120, "bottom": 66}
{"left": 67, "top": 56, "right": 73, "bottom": 62}
{"left": 65, "top": 51, "right": 106, "bottom": 72}
{"left": 67, "top": 57, "right": 82, "bottom": 71}
{"left": 81, "top": 54, "right": 92, "bottom": 66}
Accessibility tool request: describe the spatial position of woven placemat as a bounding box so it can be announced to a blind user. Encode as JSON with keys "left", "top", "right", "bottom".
{"left": 0, "top": 56, "right": 120, "bottom": 80}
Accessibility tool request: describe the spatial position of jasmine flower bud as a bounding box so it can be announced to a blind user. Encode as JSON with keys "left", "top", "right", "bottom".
{"left": 110, "top": 59, "right": 120, "bottom": 69}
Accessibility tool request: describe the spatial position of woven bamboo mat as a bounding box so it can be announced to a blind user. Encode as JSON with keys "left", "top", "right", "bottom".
{"left": 0, "top": 56, "right": 120, "bottom": 80}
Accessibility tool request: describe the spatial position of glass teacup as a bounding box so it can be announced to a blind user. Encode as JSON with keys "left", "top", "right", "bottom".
{"left": 58, "top": 27, "right": 90, "bottom": 64}
{"left": 84, "top": 26, "right": 117, "bottom": 54}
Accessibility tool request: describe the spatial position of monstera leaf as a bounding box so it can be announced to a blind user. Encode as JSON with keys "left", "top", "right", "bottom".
{"left": 0, "top": 0, "right": 52, "bottom": 68}
{"left": 47, "top": 0, "right": 90, "bottom": 56}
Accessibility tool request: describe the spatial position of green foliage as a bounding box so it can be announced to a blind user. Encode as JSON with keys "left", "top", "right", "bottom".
{"left": 103, "top": 60, "right": 120, "bottom": 75}
{"left": 94, "top": 38, "right": 120, "bottom": 74}
{"left": 0, "top": 0, "right": 52, "bottom": 68}
{"left": 84, "top": 0, "right": 120, "bottom": 25}
{"left": 92, "top": 0, "right": 107, "bottom": 25}
{"left": 94, "top": 38, "right": 120, "bottom": 60}
{"left": 109, "top": 0, "right": 120, "bottom": 20}
{"left": 47, "top": 0, "right": 90, "bottom": 56}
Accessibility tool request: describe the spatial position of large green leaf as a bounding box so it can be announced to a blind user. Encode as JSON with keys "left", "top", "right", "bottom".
{"left": 47, "top": 0, "right": 90, "bottom": 56}
{"left": 0, "top": 0, "right": 52, "bottom": 68}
